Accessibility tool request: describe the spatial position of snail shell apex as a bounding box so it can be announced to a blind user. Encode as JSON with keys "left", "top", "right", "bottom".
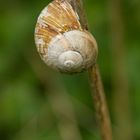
{"left": 35, "top": 0, "right": 98, "bottom": 74}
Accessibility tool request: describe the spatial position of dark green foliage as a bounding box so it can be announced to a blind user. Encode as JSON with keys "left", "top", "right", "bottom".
{"left": 0, "top": 0, "right": 140, "bottom": 139}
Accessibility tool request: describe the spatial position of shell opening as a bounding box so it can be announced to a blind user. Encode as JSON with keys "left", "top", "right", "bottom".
{"left": 58, "top": 51, "right": 83, "bottom": 71}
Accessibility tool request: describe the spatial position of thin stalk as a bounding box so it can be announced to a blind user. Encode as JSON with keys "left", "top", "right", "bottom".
{"left": 46, "top": 0, "right": 113, "bottom": 139}
{"left": 88, "top": 65, "right": 112, "bottom": 140}
{"left": 70, "top": 0, "right": 113, "bottom": 140}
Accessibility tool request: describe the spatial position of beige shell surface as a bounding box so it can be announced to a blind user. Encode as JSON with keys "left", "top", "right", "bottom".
{"left": 45, "top": 30, "right": 98, "bottom": 73}
{"left": 35, "top": 0, "right": 98, "bottom": 73}
{"left": 35, "top": 0, "right": 82, "bottom": 57}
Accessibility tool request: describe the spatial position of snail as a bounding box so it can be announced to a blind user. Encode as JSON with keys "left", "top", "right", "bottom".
{"left": 34, "top": 0, "right": 98, "bottom": 74}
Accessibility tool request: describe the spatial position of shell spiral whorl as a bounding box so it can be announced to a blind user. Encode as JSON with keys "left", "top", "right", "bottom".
{"left": 58, "top": 51, "right": 83, "bottom": 71}
{"left": 35, "top": 0, "right": 98, "bottom": 74}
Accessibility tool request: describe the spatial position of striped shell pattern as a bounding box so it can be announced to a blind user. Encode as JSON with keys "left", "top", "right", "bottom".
{"left": 35, "top": 0, "right": 98, "bottom": 73}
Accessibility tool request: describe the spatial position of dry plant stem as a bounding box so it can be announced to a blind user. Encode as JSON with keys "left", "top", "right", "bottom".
{"left": 88, "top": 65, "right": 112, "bottom": 140}
{"left": 69, "top": 0, "right": 113, "bottom": 139}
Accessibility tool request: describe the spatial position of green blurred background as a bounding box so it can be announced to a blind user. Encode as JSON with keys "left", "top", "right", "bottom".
{"left": 0, "top": 0, "right": 140, "bottom": 140}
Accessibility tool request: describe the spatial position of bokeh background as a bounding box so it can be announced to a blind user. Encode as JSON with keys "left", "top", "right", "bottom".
{"left": 0, "top": 0, "right": 140, "bottom": 140}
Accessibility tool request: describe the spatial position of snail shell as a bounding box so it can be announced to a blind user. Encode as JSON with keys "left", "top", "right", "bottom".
{"left": 35, "top": 0, "right": 98, "bottom": 74}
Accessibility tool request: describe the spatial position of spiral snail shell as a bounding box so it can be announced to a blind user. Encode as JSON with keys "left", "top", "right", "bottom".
{"left": 35, "top": 0, "right": 98, "bottom": 74}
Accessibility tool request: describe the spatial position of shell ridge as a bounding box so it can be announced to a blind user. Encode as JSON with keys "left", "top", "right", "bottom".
{"left": 60, "top": 1, "right": 82, "bottom": 30}
{"left": 35, "top": 0, "right": 98, "bottom": 74}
